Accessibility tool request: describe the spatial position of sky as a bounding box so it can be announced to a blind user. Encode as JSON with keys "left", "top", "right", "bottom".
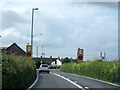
{"left": 0, "top": 1, "right": 118, "bottom": 60}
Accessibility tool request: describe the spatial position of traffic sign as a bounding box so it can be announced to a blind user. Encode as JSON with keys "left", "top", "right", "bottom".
{"left": 26, "top": 45, "right": 32, "bottom": 57}
{"left": 77, "top": 48, "right": 84, "bottom": 63}
{"left": 78, "top": 55, "right": 83, "bottom": 60}
{"left": 26, "top": 53, "right": 32, "bottom": 57}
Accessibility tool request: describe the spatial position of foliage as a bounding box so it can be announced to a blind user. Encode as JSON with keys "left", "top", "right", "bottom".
{"left": 0, "top": 64, "right": 1, "bottom": 72}
{"left": 60, "top": 61, "right": 120, "bottom": 85}
{"left": 61, "top": 57, "right": 71, "bottom": 64}
{"left": 2, "top": 55, "right": 36, "bottom": 89}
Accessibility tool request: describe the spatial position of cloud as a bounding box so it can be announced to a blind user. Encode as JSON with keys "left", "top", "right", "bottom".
{"left": 52, "top": 37, "right": 64, "bottom": 47}
{"left": 0, "top": 27, "right": 29, "bottom": 50}
{"left": 2, "top": 10, "right": 28, "bottom": 30}
{"left": 71, "top": 2, "right": 118, "bottom": 9}
{"left": 91, "top": 2, "right": 118, "bottom": 9}
{"left": 1, "top": 2, "right": 118, "bottom": 60}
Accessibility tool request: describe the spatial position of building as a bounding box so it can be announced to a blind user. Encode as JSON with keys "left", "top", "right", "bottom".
{"left": 51, "top": 59, "right": 62, "bottom": 66}
{"left": 33, "top": 57, "right": 58, "bottom": 68}
{"left": 33, "top": 57, "right": 58, "bottom": 64}
{"left": 0, "top": 43, "right": 26, "bottom": 56}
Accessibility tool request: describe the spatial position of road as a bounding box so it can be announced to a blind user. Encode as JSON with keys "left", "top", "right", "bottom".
{"left": 31, "top": 69, "right": 120, "bottom": 90}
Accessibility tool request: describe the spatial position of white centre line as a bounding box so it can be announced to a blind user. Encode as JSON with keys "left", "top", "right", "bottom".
{"left": 51, "top": 72, "right": 85, "bottom": 90}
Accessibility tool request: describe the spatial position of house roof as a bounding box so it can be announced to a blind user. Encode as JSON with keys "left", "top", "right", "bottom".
{"left": 33, "top": 57, "right": 59, "bottom": 63}
{"left": 42, "top": 58, "right": 58, "bottom": 63}
{"left": 6, "top": 43, "right": 26, "bottom": 54}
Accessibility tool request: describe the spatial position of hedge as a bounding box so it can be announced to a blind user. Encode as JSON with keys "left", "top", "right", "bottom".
{"left": 60, "top": 61, "right": 120, "bottom": 85}
{"left": 2, "top": 55, "right": 36, "bottom": 89}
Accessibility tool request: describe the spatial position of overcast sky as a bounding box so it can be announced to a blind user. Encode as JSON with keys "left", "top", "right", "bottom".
{"left": 0, "top": 1, "right": 118, "bottom": 60}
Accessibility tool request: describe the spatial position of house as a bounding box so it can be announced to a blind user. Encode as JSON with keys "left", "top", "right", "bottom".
{"left": 0, "top": 43, "right": 26, "bottom": 56}
{"left": 33, "top": 57, "right": 58, "bottom": 64}
{"left": 42, "top": 57, "right": 57, "bottom": 64}
{"left": 51, "top": 59, "right": 62, "bottom": 66}
{"left": 32, "top": 57, "right": 59, "bottom": 68}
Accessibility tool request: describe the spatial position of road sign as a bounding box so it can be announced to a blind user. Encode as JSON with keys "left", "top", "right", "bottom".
{"left": 26, "top": 45, "right": 32, "bottom": 57}
{"left": 77, "top": 48, "right": 84, "bottom": 63}
{"left": 78, "top": 55, "right": 83, "bottom": 60}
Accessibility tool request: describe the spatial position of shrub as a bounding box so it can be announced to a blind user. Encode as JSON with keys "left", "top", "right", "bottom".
{"left": 61, "top": 57, "right": 71, "bottom": 64}
{"left": 2, "top": 55, "right": 36, "bottom": 89}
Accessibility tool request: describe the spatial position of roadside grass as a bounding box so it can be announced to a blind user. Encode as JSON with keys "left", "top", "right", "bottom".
{"left": 60, "top": 61, "right": 120, "bottom": 85}
{"left": 2, "top": 55, "right": 36, "bottom": 88}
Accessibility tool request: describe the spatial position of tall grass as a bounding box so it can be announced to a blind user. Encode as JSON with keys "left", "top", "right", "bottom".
{"left": 60, "top": 61, "right": 120, "bottom": 85}
{"left": 2, "top": 55, "right": 36, "bottom": 89}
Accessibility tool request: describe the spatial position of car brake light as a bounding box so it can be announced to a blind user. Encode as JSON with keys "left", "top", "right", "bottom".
{"left": 40, "top": 67, "right": 42, "bottom": 69}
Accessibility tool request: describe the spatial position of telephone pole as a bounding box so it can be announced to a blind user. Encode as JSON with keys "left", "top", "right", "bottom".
{"left": 36, "top": 46, "right": 38, "bottom": 57}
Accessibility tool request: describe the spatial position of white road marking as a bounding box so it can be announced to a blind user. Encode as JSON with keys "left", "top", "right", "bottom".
{"left": 84, "top": 87, "right": 89, "bottom": 89}
{"left": 51, "top": 72, "right": 85, "bottom": 90}
{"left": 27, "top": 72, "right": 39, "bottom": 90}
{"left": 70, "top": 73, "right": 120, "bottom": 87}
{"left": 67, "top": 78, "right": 70, "bottom": 80}
{"left": 74, "top": 81, "right": 77, "bottom": 84}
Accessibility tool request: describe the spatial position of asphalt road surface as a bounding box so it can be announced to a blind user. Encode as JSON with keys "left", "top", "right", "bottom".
{"left": 31, "top": 69, "right": 120, "bottom": 90}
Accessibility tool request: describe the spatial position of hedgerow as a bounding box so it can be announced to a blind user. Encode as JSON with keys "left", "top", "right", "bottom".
{"left": 2, "top": 55, "right": 36, "bottom": 89}
{"left": 60, "top": 61, "right": 120, "bottom": 85}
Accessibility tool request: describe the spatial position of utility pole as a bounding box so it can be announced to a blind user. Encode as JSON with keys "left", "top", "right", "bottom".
{"left": 100, "top": 51, "right": 102, "bottom": 60}
{"left": 104, "top": 52, "right": 106, "bottom": 61}
{"left": 42, "top": 44, "right": 43, "bottom": 57}
{"left": 36, "top": 46, "right": 38, "bottom": 57}
{"left": 41, "top": 44, "right": 44, "bottom": 57}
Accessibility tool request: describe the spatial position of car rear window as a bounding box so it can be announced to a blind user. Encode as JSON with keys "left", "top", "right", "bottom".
{"left": 42, "top": 65, "right": 48, "bottom": 67}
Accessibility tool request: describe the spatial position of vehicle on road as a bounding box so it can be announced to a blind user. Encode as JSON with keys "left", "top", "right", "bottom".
{"left": 39, "top": 64, "right": 50, "bottom": 73}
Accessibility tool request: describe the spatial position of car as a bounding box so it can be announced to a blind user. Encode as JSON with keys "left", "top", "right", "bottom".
{"left": 39, "top": 64, "right": 50, "bottom": 73}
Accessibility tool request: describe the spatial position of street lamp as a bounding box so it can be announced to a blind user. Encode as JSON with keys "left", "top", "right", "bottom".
{"left": 31, "top": 8, "right": 39, "bottom": 56}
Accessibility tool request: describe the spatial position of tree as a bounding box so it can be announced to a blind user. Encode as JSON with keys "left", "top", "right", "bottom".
{"left": 62, "top": 57, "right": 71, "bottom": 64}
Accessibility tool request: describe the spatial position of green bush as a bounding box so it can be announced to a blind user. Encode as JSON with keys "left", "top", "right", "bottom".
{"left": 2, "top": 55, "right": 36, "bottom": 89}
{"left": 61, "top": 57, "right": 71, "bottom": 64}
{"left": 60, "top": 61, "right": 120, "bottom": 85}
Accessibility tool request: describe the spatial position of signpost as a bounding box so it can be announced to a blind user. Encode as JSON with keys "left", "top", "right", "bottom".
{"left": 77, "top": 48, "right": 84, "bottom": 63}
{"left": 26, "top": 45, "right": 32, "bottom": 57}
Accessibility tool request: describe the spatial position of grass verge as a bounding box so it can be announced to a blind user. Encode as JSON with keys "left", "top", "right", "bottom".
{"left": 60, "top": 61, "right": 120, "bottom": 85}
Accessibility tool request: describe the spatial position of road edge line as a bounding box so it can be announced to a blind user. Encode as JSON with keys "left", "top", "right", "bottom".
{"left": 69, "top": 73, "right": 120, "bottom": 88}
{"left": 27, "top": 71, "right": 39, "bottom": 90}
{"left": 51, "top": 72, "right": 85, "bottom": 90}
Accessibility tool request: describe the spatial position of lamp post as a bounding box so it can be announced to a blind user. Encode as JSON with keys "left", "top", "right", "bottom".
{"left": 31, "top": 8, "right": 39, "bottom": 56}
